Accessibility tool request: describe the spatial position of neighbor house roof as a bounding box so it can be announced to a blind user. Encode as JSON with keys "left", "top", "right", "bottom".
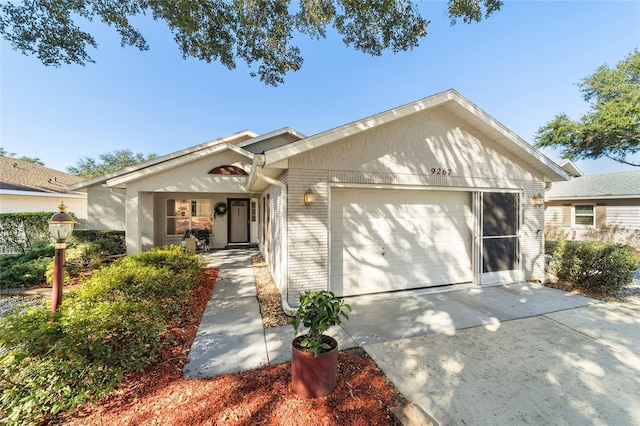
{"left": 0, "top": 156, "right": 84, "bottom": 195}
{"left": 546, "top": 170, "right": 640, "bottom": 200}
{"left": 263, "top": 89, "right": 570, "bottom": 183}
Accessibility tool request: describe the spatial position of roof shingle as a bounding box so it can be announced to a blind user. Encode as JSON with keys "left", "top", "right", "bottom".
{"left": 0, "top": 156, "right": 84, "bottom": 194}
{"left": 546, "top": 170, "right": 640, "bottom": 199}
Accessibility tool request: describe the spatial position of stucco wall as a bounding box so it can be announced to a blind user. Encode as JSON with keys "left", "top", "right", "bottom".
{"left": 127, "top": 151, "right": 251, "bottom": 193}
{"left": 86, "top": 184, "right": 125, "bottom": 230}
{"left": 284, "top": 108, "right": 547, "bottom": 304}
{"left": 0, "top": 193, "right": 87, "bottom": 220}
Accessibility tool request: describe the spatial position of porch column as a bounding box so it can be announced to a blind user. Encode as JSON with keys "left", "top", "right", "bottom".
{"left": 125, "top": 192, "right": 140, "bottom": 255}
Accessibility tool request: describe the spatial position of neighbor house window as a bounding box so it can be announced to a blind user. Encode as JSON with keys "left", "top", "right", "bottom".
{"left": 573, "top": 204, "right": 595, "bottom": 226}
{"left": 166, "top": 199, "right": 213, "bottom": 236}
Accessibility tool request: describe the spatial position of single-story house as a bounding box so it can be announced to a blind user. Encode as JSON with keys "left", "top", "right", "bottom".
{"left": 70, "top": 90, "right": 569, "bottom": 309}
{"left": 0, "top": 156, "right": 87, "bottom": 218}
{"left": 544, "top": 164, "right": 640, "bottom": 247}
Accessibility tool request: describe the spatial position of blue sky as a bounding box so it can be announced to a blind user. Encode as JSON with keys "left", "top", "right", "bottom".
{"left": 1, "top": 1, "right": 639, "bottom": 175}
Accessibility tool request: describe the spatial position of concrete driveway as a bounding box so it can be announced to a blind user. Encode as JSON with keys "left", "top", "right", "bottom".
{"left": 361, "top": 292, "right": 640, "bottom": 425}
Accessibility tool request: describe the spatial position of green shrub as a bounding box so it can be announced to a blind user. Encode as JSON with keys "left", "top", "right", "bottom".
{"left": 0, "top": 212, "right": 54, "bottom": 254}
{"left": 0, "top": 246, "right": 201, "bottom": 425}
{"left": 544, "top": 240, "right": 558, "bottom": 256}
{"left": 133, "top": 245, "right": 202, "bottom": 275}
{"left": 1, "top": 237, "right": 127, "bottom": 289}
{"left": 0, "top": 243, "right": 55, "bottom": 288}
{"left": 67, "top": 230, "right": 125, "bottom": 253}
{"left": 553, "top": 241, "right": 638, "bottom": 295}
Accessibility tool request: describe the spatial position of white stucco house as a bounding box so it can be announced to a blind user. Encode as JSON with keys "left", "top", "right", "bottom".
{"left": 70, "top": 90, "right": 569, "bottom": 308}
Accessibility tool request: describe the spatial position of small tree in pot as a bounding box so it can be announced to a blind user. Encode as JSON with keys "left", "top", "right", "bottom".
{"left": 291, "top": 290, "right": 352, "bottom": 398}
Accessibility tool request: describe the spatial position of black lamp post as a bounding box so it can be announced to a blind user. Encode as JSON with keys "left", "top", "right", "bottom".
{"left": 48, "top": 203, "right": 75, "bottom": 312}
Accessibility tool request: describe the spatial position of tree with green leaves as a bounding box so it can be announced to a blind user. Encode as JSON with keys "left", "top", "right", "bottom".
{"left": 0, "top": 147, "right": 45, "bottom": 165}
{"left": 67, "top": 149, "right": 158, "bottom": 178}
{"left": 0, "top": 0, "right": 502, "bottom": 85}
{"left": 535, "top": 50, "right": 640, "bottom": 167}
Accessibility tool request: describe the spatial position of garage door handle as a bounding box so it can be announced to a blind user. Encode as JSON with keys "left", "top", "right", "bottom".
{"left": 381, "top": 248, "right": 385, "bottom": 257}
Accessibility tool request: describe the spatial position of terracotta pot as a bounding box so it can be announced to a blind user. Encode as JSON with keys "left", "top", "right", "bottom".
{"left": 291, "top": 335, "right": 338, "bottom": 398}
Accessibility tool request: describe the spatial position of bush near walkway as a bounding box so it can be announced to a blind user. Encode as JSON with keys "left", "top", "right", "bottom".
{"left": 551, "top": 240, "right": 638, "bottom": 296}
{"left": 0, "top": 246, "right": 201, "bottom": 425}
{"left": 0, "top": 233, "right": 125, "bottom": 289}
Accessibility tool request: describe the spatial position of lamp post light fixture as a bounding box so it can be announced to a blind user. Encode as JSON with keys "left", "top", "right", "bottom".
{"left": 303, "top": 188, "right": 315, "bottom": 206}
{"left": 48, "top": 203, "right": 75, "bottom": 312}
{"left": 532, "top": 193, "right": 544, "bottom": 208}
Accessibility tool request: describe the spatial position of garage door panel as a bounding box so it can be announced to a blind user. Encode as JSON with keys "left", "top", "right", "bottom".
{"left": 331, "top": 188, "right": 473, "bottom": 296}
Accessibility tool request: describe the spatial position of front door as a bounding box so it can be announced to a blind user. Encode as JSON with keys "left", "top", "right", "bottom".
{"left": 480, "top": 192, "right": 522, "bottom": 284}
{"left": 228, "top": 199, "right": 250, "bottom": 243}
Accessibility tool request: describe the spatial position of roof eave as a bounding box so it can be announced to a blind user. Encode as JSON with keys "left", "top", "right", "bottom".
{"left": 262, "top": 89, "right": 570, "bottom": 183}
{"left": 69, "top": 130, "right": 258, "bottom": 191}
{"left": 106, "top": 141, "right": 255, "bottom": 188}
{"left": 546, "top": 194, "right": 640, "bottom": 201}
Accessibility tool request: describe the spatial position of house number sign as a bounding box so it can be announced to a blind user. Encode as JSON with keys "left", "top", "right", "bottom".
{"left": 431, "top": 168, "right": 453, "bottom": 176}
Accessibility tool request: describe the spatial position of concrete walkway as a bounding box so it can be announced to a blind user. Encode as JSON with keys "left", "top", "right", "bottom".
{"left": 183, "top": 249, "right": 269, "bottom": 378}
{"left": 183, "top": 248, "right": 356, "bottom": 377}
{"left": 184, "top": 249, "right": 640, "bottom": 425}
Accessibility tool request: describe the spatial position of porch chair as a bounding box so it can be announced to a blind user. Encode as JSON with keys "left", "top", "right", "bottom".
{"left": 195, "top": 229, "right": 210, "bottom": 251}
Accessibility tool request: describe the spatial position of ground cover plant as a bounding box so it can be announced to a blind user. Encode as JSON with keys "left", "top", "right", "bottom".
{"left": 0, "top": 246, "right": 201, "bottom": 425}
{"left": 62, "top": 254, "right": 400, "bottom": 426}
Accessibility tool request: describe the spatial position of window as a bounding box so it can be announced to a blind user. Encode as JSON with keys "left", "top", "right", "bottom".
{"left": 251, "top": 200, "right": 257, "bottom": 222}
{"left": 166, "top": 199, "right": 213, "bottom": 236}
{"left": 573, "top": 204, "right": 595, "bottom": 226}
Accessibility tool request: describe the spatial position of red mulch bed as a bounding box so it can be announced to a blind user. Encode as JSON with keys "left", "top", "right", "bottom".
{"left": 65, "top": 268, "right": 399, "bottom": 425}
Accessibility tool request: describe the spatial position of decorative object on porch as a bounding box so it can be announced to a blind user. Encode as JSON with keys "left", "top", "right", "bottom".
{"left": 213, "top": 202, "right": 227, "bottom": 218}
{"left": 291, "top": 290, "right": 351, "bottom": 398}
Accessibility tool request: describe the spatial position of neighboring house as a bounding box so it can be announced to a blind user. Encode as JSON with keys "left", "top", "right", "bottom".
{"left": 70, "top": 90, "right": 569, "bottom": 307}
{"left": 0, "top": 156, "right": 87, "bottom": 219}
{"left": 544, "top": 165, "right": 640, "bottom": 246}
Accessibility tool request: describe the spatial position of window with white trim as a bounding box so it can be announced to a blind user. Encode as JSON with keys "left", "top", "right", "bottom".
{"left": 166, "top": 199, "right": 213, "bottom": 236}
{"left": 573, "top": 204, "right": 595, "bottom": 226}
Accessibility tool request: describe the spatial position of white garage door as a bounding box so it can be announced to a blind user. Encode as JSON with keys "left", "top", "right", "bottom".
{"left": 331, "top": 188, "right": 473, "bottom": 297}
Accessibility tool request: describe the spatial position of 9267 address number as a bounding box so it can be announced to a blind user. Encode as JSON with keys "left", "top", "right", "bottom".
{"left": 431, "top": 168, "right": 452, "bottom": 176}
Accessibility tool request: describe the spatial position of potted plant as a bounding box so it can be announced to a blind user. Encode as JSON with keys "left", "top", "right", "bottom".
{"left": 291, "top": 290, "right": 352, "bottom": 398}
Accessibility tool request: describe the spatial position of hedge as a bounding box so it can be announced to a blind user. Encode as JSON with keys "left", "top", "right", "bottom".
{"left": 0, "top": 212, "right": 54, "bottom": 254}
{"left": 551, "top": 240, "right": 638, "bottom": 295}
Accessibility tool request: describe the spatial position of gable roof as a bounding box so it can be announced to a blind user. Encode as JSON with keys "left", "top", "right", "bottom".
{"left": 546, "top": 170, "right": 640, "bottom": 200}
{"left": 0, "top": 156, "right": 84, "bottom": 194}
{"left": 70, "top": 128, "right": 307, "bottom": 190}
{"left": 69, "top": 130, "right": 259, "bottom": 191}
{"left": 263, "top": 89, "right": 570, "bottom": 183}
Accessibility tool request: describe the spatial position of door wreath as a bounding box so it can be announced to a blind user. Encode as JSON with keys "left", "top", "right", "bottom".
{"left": 214, "top": 202, "right": 227, "bottom": 218}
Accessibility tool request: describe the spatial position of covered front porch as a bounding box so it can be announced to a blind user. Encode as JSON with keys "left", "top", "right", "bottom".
{"left": 128, "top": 192, "right": 260, "bottom": 253}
